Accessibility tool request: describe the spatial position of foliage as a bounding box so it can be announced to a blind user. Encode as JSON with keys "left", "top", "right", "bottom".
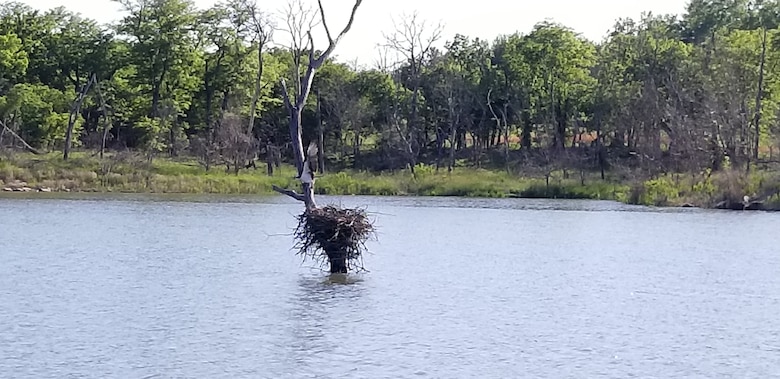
{"left": 3, "top": 1, "right": 780, "bottom": 210}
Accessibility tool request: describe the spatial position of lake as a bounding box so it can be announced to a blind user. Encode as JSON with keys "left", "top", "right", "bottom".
{"left": 1, "top": 194, "right": 779, "bottom": 378}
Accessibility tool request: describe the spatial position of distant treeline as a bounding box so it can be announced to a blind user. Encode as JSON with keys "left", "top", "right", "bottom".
{"left": 2, "top": 0, "right": 780, "bottom": 177}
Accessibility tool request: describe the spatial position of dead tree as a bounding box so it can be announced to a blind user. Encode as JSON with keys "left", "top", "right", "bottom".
{"left": 64, "top": 73, "right": 97, "bottom": 160}
{"left": 272, "top": 0, "right": 373, "bottom": 274}
{"left": 273, "top": 0, "right": 361, "bottom": 210}
{"left": 239, "top": 0, "right": 273, "bottom": 142}
{"left": 487, "top": 89, "right": 510, "bottom": 172}
{"left": 383, "top": 13, "right": 443, "bottom": 175}
{"left": 216, "top": 113, "right": 256, "bottom": 174}
{"left": 62, "top": 73, "right": 113, "bottom": 160}
{"left": 95, "top": 79, "right": 113, "bottom": 159}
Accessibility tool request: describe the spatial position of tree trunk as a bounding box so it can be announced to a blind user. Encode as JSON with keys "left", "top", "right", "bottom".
{"left": 288, "top": 107, "right": 316, "bottom": 210}
{"left": 521, "top": 109, "right": 532, "bottom": 149}
{"left": 555, "top": 104, "right": 566, "bottom": 151}
{"left": 95, "top": 77, "right": 112, "bottom": 159}
{"left": 501, "top": 106, "right": 509, "bottom": 171}
{"left": 151, "top": 81, "right": 161, "bottom": 118}
{"left": 328, "top": 252, "right": 348, "bottom": 273}
{"left": 448, "top": 119, "right": 457, "bottom": 173}
{"left": 204, "top": 60, "right": 215, "bottom": 135}
{"left": 64, "top": 74, "right": 95, "bottom": 160}
{"left": 352, "top": 131, "right": 360, "bottom": 167}
{"left": 753, "top": 27, "right": 767, "bottom": 162}
{"left": 596, "top": 118, "right": 606, "bottom": 180}
{"left": 316, "top": 90, "right": 325, "bottom": 174}
{"left": 265, "top": 143, "right": 274, "bottom": 176}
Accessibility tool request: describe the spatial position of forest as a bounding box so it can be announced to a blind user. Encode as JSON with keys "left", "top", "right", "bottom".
{"left": 2, "top": 0, "right": 780, "bottom": 208}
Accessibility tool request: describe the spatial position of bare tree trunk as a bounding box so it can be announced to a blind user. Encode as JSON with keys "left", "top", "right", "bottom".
{"left": 487, "top": 89, "right": 510, "bottom": 171}
{"left": 64, "top": 74, "right": 96, "bottom": 160}
{"left": 392, "top": 117, "right": 416, "bottom": 175}
{"left": 596, "top": 116, "right": 606, "bottom": 180}
{"left": 95, "top": 77, "right": 112, "bottom": 159}
{"left": 266, "top": 143, "right": 274, "bottom": 176}
{"left": 0, "top": 119, "right": 41, "bottom": 155}
{"left": 501, "top": 105, "right": 510, "bottom": 171}
{"left": 247, "top": 43, "right": 264, "bottom": 136}
{"left": 448, "top": 115, "right": 458, "bottom": 173}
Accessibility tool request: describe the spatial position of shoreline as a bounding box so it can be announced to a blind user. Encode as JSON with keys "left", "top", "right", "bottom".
{"left": 2, "top": 152, "right": 780, "bottom": 211}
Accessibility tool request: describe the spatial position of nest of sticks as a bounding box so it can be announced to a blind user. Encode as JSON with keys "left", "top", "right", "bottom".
{"left": 294, "top": 205, "right": 375, "bottom": 272}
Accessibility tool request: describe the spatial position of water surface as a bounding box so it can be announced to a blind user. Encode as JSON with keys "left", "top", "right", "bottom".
{"left": 1, "top": 195, "right": 778, "bottom": 378}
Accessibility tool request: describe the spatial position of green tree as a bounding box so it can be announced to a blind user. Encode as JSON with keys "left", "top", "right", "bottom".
{"left": 522, "top": 22, "right": 596, "bottom": 150}
{"left": 0, "top": 33, "right": 27, "bottom": 93}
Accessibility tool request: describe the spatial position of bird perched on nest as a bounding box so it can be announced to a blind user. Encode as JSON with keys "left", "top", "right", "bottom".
{"left": 297, "top": 141, "right": 318, "bottom": 184}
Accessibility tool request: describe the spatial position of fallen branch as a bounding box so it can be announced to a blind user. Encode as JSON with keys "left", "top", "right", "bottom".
{"left": 272, "top": 184, "right": 306, "bottom": 202}
{"left": 0, "top": 119, "right": 42, "bottom": 155}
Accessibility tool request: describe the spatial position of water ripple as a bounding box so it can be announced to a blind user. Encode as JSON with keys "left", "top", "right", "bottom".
{"left": 1, "top": 196, "right": 779, "bottom": 378}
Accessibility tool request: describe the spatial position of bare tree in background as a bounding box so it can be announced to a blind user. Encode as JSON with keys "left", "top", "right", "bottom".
{"left": 235, "top": 0, "right": 273, "bottom": 137}
{"left": 216, "top": 113, "right": 256, "bottom": 174}
{"left": 383, "top": 13, "right": 443, "bottom": 175}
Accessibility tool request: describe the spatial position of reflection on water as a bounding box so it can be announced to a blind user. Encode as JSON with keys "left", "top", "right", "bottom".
{"left": 280, "top": 274, "right": 368, "bottom": 378}
{"left": 1, "top": 195, "right": 779, "bottom": 378}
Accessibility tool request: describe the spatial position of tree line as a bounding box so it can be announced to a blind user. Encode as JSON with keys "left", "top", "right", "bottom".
{"left": 2, "top": 0, "right": 780, "bottom": 179}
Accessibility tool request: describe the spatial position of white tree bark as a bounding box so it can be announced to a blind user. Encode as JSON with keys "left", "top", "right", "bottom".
{"left": 274, "top": 0, "right": 363, "bottom": 211}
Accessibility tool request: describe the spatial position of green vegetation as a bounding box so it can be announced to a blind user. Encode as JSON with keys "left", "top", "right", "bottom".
{"left": 0, "top": 152, "right": 626, "bottom": 198}
{"left": 4, "top": 152, "right": 780, "bottom": 211}
{"left": 3, "top": 1, "right": 780, "bottom": 210}
{"left": 0, "top": 152, "right": 297, "bottom": 194}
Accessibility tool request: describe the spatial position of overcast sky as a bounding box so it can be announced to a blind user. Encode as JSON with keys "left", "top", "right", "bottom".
{"left": 18, "top": 0, "right": 689, "bottom": 67}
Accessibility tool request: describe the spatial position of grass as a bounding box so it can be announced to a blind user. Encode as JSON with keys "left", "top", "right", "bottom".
{"left": 2, "top": 150, "right": 779, "bottom": 210}
{"left": 0, "top": 151, "right": 298, "bottom": 194}
{"left": 625, "top": 168, "right": 780, "bottom": 210}
{"left": 0, "top": 151, "right": 628, "bottom": 200}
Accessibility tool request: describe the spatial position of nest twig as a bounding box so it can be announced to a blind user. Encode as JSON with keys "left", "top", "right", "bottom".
{"left": 294, "top": 205, "right": 375, "bottom": 272}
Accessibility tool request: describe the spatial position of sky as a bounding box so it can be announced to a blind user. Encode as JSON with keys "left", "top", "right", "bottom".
{"left": 17, "top": 0, "right": 689, "bottom": 67}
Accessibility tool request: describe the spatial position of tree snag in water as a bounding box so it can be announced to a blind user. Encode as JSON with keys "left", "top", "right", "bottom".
{"left": 294, "top": 205, "right": 375, "bottom": 273}
{"left": 272, "top": 0, "right": 374, "bottom": 273}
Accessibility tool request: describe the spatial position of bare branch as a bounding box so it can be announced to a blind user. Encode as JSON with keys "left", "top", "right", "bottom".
{"left": 241, "top": 0, "right": 274, "bottom": 44}
{"left": 0, "top": 119, "right": 42, "bottom": 155}
{"left": 316, "top": 0, "right": 333, "bottom": 43}
{"left": 282, "top": 0, "right": 319, "bottom": 99}
{"left": 382, "top": 12, "right": 443, "bottom": 69}
{"left": 313, "top": 0, "right": 363, "bottom": 67}
{"left": 280, "top": 78, "right": 293, "bottom": 110}
{"left": 486, "top": 89, "right": 500, "bottom": 129}
{"left": 307, "top": 30, "right": 316, "bottom": 69}
{"left": 272, "top": 185, "right": 306, "bottom": 201}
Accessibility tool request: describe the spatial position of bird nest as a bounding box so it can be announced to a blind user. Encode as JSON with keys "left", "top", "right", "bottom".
{"left": 294, "top": 205, "right": 375, "bottom": 273}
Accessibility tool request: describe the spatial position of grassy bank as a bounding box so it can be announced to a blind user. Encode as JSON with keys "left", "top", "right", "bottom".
{"left": 0, "top": 152, "right": 302, "bottom": 194}
{"left": 626, "top": 169, "right": 780, "bottom": 210}
{"left": 0, "top": 152, "right": 627, "bottom": 199}
{"left": 2, "top": 151, "right": 779, "bottom": 210}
